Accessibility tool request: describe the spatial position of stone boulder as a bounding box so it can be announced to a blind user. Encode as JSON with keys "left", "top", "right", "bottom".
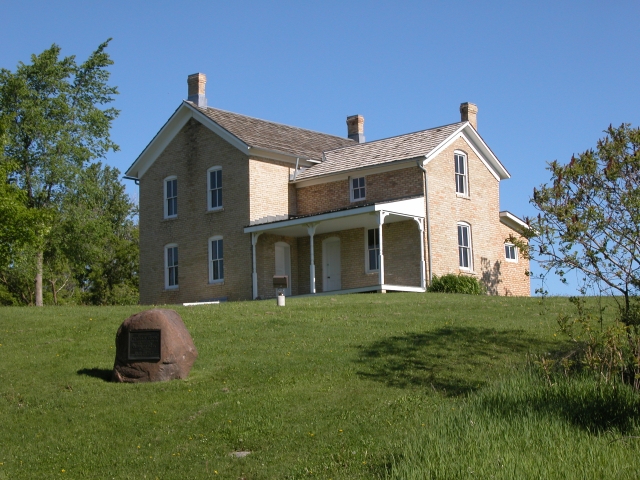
{"left": 112, "top": 309, "right": 198, "bottom": 383}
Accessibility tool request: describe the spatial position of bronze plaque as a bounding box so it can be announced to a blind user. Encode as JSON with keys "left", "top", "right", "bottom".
{"left": 273, "top": 275, "right": 288, "bottom": 288}
{"left": 128, "top": 330, "right": 161, "bottom": 361}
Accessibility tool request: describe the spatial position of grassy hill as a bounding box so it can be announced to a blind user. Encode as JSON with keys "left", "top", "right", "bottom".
{"left": 1, "top": 293, "right": 638, "bottom": 479}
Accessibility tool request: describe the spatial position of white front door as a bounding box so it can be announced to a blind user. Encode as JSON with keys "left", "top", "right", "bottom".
{"left": 275, "top": 242, "right": 291, "bottom": 296}
{"left": 323, "top": 237, "right": 341, "bottom": 291}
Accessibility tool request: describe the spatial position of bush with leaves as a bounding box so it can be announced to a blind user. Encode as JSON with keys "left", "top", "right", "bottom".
{"left": 535, "top": 296, "right": 640, "bottom": 390}
{"left": 429, "top": 274, "right": 486, "bottom": 295}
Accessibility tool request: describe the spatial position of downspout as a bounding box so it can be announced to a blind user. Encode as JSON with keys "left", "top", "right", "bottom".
{"left": 292, "top": 158, "right": 299, "bottom": 181}
{"left": 417, "top": 158, "right": 433, "bottom": 286}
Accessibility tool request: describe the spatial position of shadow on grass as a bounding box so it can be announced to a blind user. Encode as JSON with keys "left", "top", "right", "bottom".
{"left": 77, "top": 368, "right": 112, "bottom": 382}
{"left": 355, "top": 327, "right": 557, "bottom": 396}
{"left": 479, "top": 377, "right": 640, "bottom": 433}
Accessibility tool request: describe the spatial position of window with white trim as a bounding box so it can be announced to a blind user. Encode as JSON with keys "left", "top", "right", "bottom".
{"left": 505, "top": 243, "right": 518, "bottom": 262}
{"left": 164, "top": 176, "right": 177, "bottom": 218}
{"left": 454, "top": 152, "right": 468, "bottom": 196}
{"left": 366, "top": 228, "right": 380, "bottom": 272}
{"left": 350, "top": 176, "right": 366, "bottom": 202}
{"left": 209, "top": 236, "right": 224, "bottom": 283}
{"left": 165, "top": 244, "right": 179, "bottom": 289}
{"left": 457, "top": 223, "right": 472, "bottom": 270}
{"left": 207, "top": 167, "right": 222, "bottom": 210}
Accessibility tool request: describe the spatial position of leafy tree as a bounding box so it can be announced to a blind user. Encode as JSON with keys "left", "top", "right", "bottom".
{"left": 55, "top": 163, "right": 138, "bottom": 305}
{"left": 0, "top": 40, "right": 119, "bottom": 306}
{"left": 521, "top": 124, "right": 640, "bottom": 322}
{"left": 518, "top": 124, "right": 640, "bottom": 388}
{"left": 0, "top": 162, "right": 139, "bottom": 306}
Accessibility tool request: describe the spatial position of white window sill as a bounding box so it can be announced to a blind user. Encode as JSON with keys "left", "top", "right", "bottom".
{"left": 505, "top": 258, "right": 518, "bottom": 263}
{"left": 163, "top": 215, "right": 177, "bottom": 221}
{"left": 458, "top": 269, "right": 476, "bottom": 275}
{"left": 208, "top": 280, "right": 224, "bottom": 285}
{"left": 455, "top": 193, "right": 470, "bottom": 200}
{"left": 206, "top": 207, "right": 224, "bottom": 214}
{"left": 365, "top": 270, "right": 379, "bottom": 275}
{"left": 164, "top": 286, "right": 179, "bottom": 291}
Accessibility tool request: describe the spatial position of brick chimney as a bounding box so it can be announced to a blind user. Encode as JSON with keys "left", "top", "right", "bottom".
{"left": 460, "top": 102, "right": 478, "bottom": 130}
{"left": 346, "top": 114, "right": 365, "bottom": 143}
{"left": 187, "top": 73, "right": 207, "bottom": 107}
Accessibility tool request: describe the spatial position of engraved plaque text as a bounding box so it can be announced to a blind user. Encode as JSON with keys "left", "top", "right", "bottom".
{"left": 128, "top": 330, "right": 161, "bottom": 361}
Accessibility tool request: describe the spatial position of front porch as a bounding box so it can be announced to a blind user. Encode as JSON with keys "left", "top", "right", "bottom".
{"left": 244, "top": 196, "right": 427, "bottom": 299}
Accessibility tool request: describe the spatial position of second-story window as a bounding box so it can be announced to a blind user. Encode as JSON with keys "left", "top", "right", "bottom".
{"left": 455, "top": 152, "right": 468, "bottom": 196}
{"left": 208, "top": 166, "right": 222, "bottom": 210}
{"left": 505, "top": 243, "right": 518, "bottom": 262}
{"left": 165, "top": 176, "right": 177, "bottom": 218}
{"left": 351, "top": 176, "right": 366, "bottom": 202}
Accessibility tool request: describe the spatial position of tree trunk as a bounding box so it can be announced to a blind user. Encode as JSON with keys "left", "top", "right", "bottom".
{"left": 50, "top": 279, "right": 57, "bottom": 305}
{"left": 35, "top": 250, "right": 43, "bottom": 307}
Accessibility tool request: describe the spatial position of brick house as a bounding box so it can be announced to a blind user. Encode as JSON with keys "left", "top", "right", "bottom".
{"left": 125, "top": 73, "right": 530, "bottom": 304}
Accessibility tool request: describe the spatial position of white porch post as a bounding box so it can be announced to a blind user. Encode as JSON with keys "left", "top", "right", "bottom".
{"left": 377, "top": 211, "right": 389, "bottom": 288}
{"left": 251, "top": 232, "right": 262, "bottom": 299}
{"left": 414, "top": 217, "right": 426, "bottom": 290}
{"left": 307, "top": 223, "right": 318, "bottom": 294}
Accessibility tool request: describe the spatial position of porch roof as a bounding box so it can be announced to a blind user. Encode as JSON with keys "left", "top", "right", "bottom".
{"left": 243, "top": 196, "right": 425, "bottom": 238}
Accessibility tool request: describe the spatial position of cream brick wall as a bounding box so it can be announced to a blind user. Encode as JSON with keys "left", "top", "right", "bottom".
{"left": 139, "top": 118, "right": 529, "bottom": 302}
{"left": 425, "top": 135, "right": 529, "bottom": 295}
{"left": 249, "top": 157, "right": 297, "bottom": 221}
{"left": 496, "top": 223, "right": 531, "bottom": 296}
{"left": 255, "top": 233, "right": 300, "bottom": 298}
{"left": 293, "top": 221, "right": 421, "bottom": 296}
{"left": 139, "top": 118, "right": 253, "bottom": 304}
{"left": 297, "top": 167, "right": 423, "bottom": 215}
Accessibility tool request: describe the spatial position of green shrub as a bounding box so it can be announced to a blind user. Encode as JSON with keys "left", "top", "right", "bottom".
{"left": 429, "top": 274, "right": 486, "bottom": 295}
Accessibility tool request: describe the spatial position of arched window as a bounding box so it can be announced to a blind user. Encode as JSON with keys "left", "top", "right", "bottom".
{"left": 454, "top": 151, "right": 468, "bottom": 196}
{"left": 165, "top": 243, "right": 179, "bottom": 289}
{"left": 457, "top": 222, "right": 473, "bottom": 270}
{"left": 208, "top": 236, "right": 224, "bottom": 283}
{"left": 164, "top": 176, "right": 177, "bottom": 218}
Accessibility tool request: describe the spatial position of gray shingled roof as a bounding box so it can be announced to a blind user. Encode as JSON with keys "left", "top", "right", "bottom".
{"left": 295, "top": 122, "right": 465, "bottom": 180}
{"left": 191, "top": 103, "right": 355, "bottom": 160}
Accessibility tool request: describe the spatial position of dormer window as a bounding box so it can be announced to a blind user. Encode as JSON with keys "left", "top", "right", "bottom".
{"left": 454, "top": 152, "right": 468, "bottom": 196}
{"left": 164, "top": 176, "right": 177, "bottom": 218}
{"left": 350, "top": 176, "right": 366, "bottom": 202}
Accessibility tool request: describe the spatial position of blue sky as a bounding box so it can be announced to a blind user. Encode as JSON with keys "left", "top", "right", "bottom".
{"left": 2, "top": 1, "right": 639, "bottom": 295}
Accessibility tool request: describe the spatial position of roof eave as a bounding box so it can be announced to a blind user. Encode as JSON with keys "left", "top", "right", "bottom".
{"left": 462, "top": 123, "right": 510, "bottom": 180}
{"left": 293, "top": 155, "right": 426, "bottom": 185}
{"left": 125, "top": 102, "right": 251, "bottom": 180}
{"left": 499, "top": 210, "right": 529, "bottom": 232}
{"left": 422, "top": 122, "right": 509, "bottom": 181}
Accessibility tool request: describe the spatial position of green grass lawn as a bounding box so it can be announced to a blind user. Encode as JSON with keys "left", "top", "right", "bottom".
{"left": 1, "top": 293, "right": 638, "bottom": 479}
